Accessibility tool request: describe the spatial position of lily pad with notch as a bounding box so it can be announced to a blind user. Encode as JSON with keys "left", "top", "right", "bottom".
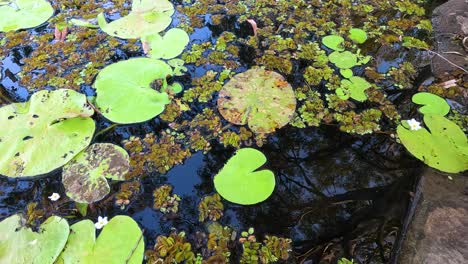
{"left": 94, "top": 58, "right": 173, "bottom": 124}
{"left": 397, "top": 115, "right": 468, "bottom": 173}
{"left": 97, "top": 0, "right": 174, "bottom": 39}
{"left": 214, "top": 148, "right": 276, "bottom": 205}
{"left": 412, "top": 92, "right": 450, "bottom": 116}
{"left": 0, "top": 89, "right": 95, "bottom": 177}
{"left": 55, "top": 215, "right": 144, "bottom": 264}
{"left": 217, "top": 68, "right": 296, "bottom": 133}
{"left": 0, "top": 214, "right": 69, "bottom": 264}
{"left": 322, "top": 35, "right": 345, "bottom": 51}
{"left": 0, "top": 0, "right": 54, "bottom": 32}
{"left": 62, "top": 143, "right": 130, "bottom": 204}
{"left": 142, "top": 28, "right": 190, "bottom": 59}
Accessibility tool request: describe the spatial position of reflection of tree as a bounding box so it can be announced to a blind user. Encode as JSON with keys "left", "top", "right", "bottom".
{"left": 193, "top": 125, "right": 422, "bottom": 262}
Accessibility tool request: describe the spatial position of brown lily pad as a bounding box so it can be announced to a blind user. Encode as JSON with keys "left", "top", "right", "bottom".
{"left": 217, "top": 68, "right": 296, "bottom": 133}
{"left": 62, "top": 143, "right": 130, "bottom": 203}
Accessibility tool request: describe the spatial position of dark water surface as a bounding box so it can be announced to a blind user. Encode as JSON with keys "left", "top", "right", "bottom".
{"left": 0, "top": 1, "right": 432, "bottom": 263}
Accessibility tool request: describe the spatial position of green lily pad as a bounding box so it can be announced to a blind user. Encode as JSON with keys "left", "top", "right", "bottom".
{"left": 142, "top": 28, "right": 190, "bottom": 59}
{"left": 337, "top": 76, "right": 371, "bottom": 102}
{"left": 62, "top": 143, "right": 130, "bottom": 203}
{"left": 340, "top": 68, "right": 354, "bottom": 78}
{"left": 0, "top": 214, "right": 69, "bottom": 264}
{"left": 167, "top": 82, "right": 183, "bottom": 94}
{"left": 214, "top": 148, "right": 275, "bottom": 205}
{"left": 69, "top": 18, "right": 98, "bottom": 29}
{"left": 348, "top": 28, "right": 368, "bottom": 44}
{"left": 0, "top": 0, "right": 54, "bottom": 32}
{"left": 56, "top": 216, "right": 144, "bottom": 264}
{"left": 97, "top": 0, "right": 174, "bottom": 39}
{"left": 328, "top": 51, "right": 358, "bottom": 69}
{"left": 0, "top": 89, "right": 95, "bottom": 177}
{"left": 322, "top": 35, "right": 345, "bottom": 51}
{"left": 217, "top": 68, "right": 296, "bottom": 133}
{"left": 94, "top": 58, "right": 172, "bottom": 124}
{"left": 412, "top": 92, "right": 450, "bottom": 116}
{"left": 397, "top": 115, "right": 468, "bottom": 173}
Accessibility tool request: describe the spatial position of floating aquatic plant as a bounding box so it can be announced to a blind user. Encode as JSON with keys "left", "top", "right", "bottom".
{"left": 0, "top": 214, "right": 69, "bottom": 264}
{"left": 198, "top": 193, "right": 224, "bottom": 222}
{"left": 0, "top": 0, "right": 54, "bottom": 32}
{"left": 328, "top": 51, "right": 358, "bottom": 69}
{"left": 336, "top": 76, "right": 372, "bottom": 102}
{"left": 217, "top": 68, "right": 296, "bottom": 134}
{"left": 62, "top": 143, "right": 130, "bottom": 203}
{"left": 0, "top": 89, "right": 95, "bottom": 177}
{"left": 146, "top": 231, "right": 196, "bottom": 264}
{"left": 348, "top": 28, "right": 368, "bottom": 44}
{"left": 56, "top": 215, "right": 144, "bottom": 264}
{"left": 94, "top": 58, "right": 174, "bottom": 124}
{"left": 214, "top": 148, "right": 275, "bottom": 205}
{"left": 412, "top": 92, "right": 450, "bottom": 116}
{"left": 322, "top": 35, "right": 345, "bottom": 51}
{"left": 142, "top": 28, "right": 190, "bottom": 59}
{"left": 153, "top": 184, "right": 181, "bottom": 214}
{"left": 97, "top": 0, "right": 174, "bottom": 39}
{"left": 397, "top": 115, "right": 468, "bottom": 173}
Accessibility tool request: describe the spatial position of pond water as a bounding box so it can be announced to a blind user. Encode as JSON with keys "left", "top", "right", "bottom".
{"left": 0, "top": 0, "right": 445, "bottom": 263}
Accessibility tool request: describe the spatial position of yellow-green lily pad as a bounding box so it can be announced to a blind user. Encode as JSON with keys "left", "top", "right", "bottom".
{"left": 97, "top": 0, "right": 174, "bottom": 39}
{"left": 56, "top": 216, "right": 144, "bottom": 264}
{"left": 0, "top": 214, "right": 69, "bottom": 264}
{"left": 62, "top": 143, "right": 130, "bottom": 203}
{"left": 0, "top": 89, "right": 95, "bottom": 177}
{"left": 217, "top": 69, "right": 296, "bottom": 133}
{"left": 397, "top": 115, "right": 468, "bottom": 173}
{"left": 0, "top": 0, "right": 54, "bottom": 32}
{"left": 214, "top": 148, "right": 275, "bottom": 205}
{"left": 412, "top": 92, "right": 450, "bottom": 116}
{"left": 142, "top": 28, "right": 190, "bottom": 59}
{"left": 94, "top": 58, "right": 172, "bottom": 124}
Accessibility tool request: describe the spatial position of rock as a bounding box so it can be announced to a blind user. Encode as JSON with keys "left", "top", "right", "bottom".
{"left": 398, "top": 169, "right": 468, "bottom": 264}
{"left": 431, "top": 0, "right": 468, "bottom": 78}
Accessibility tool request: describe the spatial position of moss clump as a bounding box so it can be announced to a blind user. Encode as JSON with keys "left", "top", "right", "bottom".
{"left": 146, "top": 231, "right": 196, "bottom": 264}
{"left": 153, "top": 185, "right": 181, "bottom": 214}
{"left": 123, "top": 132, "right": 192, "bottom": 178}
{"left": 198, "top": 193, "right": 224, "bottom": 222}
{"left": 115, "top": 181, "right": 140, "bottom": 207}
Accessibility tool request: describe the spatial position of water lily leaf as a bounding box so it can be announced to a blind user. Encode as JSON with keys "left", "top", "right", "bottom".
{"left": 338, "top": 76, "right": 371, "bottom": 102}
{"left": 62, "top": 143, "right": 130, "bottom": 203}
{"left": 340, "top": 68, "right": 353, "bottom": 78}
{"left": 56, "top": 216, "right": 144, "bottom": 264}
{"left": 0, "top": 0, "right": 54, "bottom": 32}
{"left": 412, "top": 92, "right": 450, "bottom": 116}
{"left": 328, "top": 51, "right": 358, "bottom": 69}
{"left": 397, "top": 115, "right": 468, "bottom": 173}
{"left": 143, "top": 28, "right": 190, "bottom": 59}
{"left": 0, "top": 89, "right": 95, "bottom": 177}
{"left": 217, "top": 69, "right": 296, "bottom": 133}
{"left": 348, "top": 28, "right": 367, "bottom": 44}
{"left": 322, "top": 35, "right": 345, "bottom": 51}
{"left": 97, "top": 0, "right": 174, "bottom": 39}
{"left": 167, "top": 82, "right": 183, "bottom": 94}
{"left": 0, "top": 214, "right": 69, "bottom": 264}
{"left": 214, "top": 148, "right": 275, "bottom": 205}
{"left": 69, "top": 18, "right": 98, "bottom": 29}
{"left": 94, "top": 58, "right": 172, "bottom": 124}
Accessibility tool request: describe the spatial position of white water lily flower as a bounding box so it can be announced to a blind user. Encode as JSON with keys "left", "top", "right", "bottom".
{"left": 95, "top": 216, "right": 108, "bottom": 229}
{"left": 407, "top": 118, "right": 422, "bottom": 131}
{"left": 48, "top": 193, "right": 60, "bottom": 201}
